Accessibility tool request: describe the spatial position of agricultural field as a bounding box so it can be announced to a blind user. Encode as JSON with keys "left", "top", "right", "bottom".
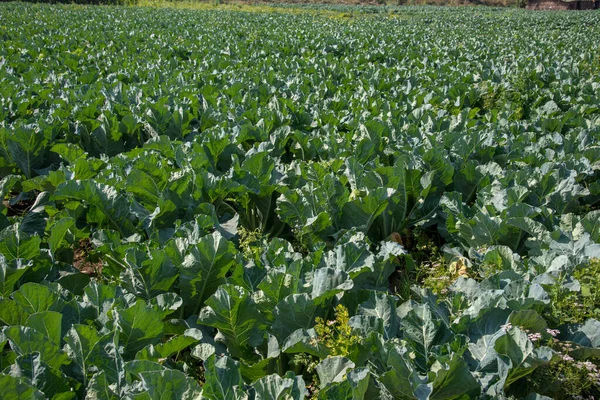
{"left": 1, "top": 2, "right": 600, "bottom": 399}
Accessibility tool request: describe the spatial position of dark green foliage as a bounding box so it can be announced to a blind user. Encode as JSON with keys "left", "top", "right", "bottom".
{"left": 0, "top": 3, "right": 599, "bottom": 399}
{"left": 9, "top": 0, "right": 137, "bottom": 5}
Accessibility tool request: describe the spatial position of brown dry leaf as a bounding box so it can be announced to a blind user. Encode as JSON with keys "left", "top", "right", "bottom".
{"left": 73, "top": 239, "right": 103, "bottom": 276}
{"left": 449, "top": 258, "right": 468, "bottom": 276}
{"left": 389, "top": 232, "right": 403, "bottom": 245}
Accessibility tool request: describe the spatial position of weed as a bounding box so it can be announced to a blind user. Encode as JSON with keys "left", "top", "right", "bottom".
{"left": 289, "top": 304, "right": 365, "bottom": 399}
{"left": 289, "top": 353, "right": 320, "bottom": 398}
{"left": 479, "top": 71, "right": 535, "bottom": 120}
{"left": 412, "top": 234, "right": 468, "bottom": 297}
{"left": 528, "top": 334, "right": 600, "bottom": 399}
{"left": 238, "top": 226, "right": 263, "bottom": 259}
{"left": 314, "top": 304, "right": 361, "bottom": 357}
{"left": 545, "top": 259, "right": 600, "bottom": 325}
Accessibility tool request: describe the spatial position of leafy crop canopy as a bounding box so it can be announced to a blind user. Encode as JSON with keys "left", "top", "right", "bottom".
{"left": 0, "top": 2, "right": 599, "bottom": 399}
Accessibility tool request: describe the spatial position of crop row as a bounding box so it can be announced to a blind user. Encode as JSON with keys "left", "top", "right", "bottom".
{"left": 0, "top": 3, "right": 600, "bottom": 399}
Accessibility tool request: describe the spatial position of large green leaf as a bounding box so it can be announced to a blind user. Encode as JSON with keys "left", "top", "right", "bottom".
{"left": 379, "top": 343, "right": 431, "bottom": 400}
{"left": 120, "top": 249, "right": 178, "bottom": 300}
{"left": 0, "top": 225, "right": 41, "bottom": 262}
{"left": 50, "top": 143, "right": 86, "bottom": 164}
{"left": 341, "top": 187, "right": 395, "bottom": 234}
{"left": 148, "top": 293, "right": 183, "bottom": 319}
{"left": 400, "top": 303, "right": 451, "bottom": 372}
{"left": 114, "top": 300, "right": 164, "bottom": 358}
{"left": 0, "top": 374, "right": 45, "bottom": 399}
{"left": 0, "top": 176, "right": 20, "bottom": 216}
{"left": 53, "top": 180, "right": 139, "bottom": 236}
{"left": 0, "top": 299, "right": 29, "bottom": 326}
{"left": 93, "top": 332, "right": 126, "bottom": 392}
{"left": 357, "top": 292, "right": 399, "bottom": 340}
{"left": 138, "top": 369, "right": 203, "bottom": 400}
{"left": 202, "top": 355, "right": 246, "bottom": 400}
{"left": 272, "top": 294, "right": 324, "bottom": 342}
{"left": 77, "top": 115, "right": 125, "bottom": 157}
{"left": 318, "top": 367, "right": 370, "bottom": 400}
{"left": 198, "top": 285, "right": 266, "bottom": 359}
{"left": 83, "top": 282, "right": 124, "bottom": 328}
{"left": 7, "top": 352, "right": 72, "bottom": 399}
{"left": 63, "top": 324, "right": 105, "bottom": 386}
{"left": 256, "top": 270, "right": 301, "bottom": 314}
{"left": 315, "top": 356, "right": 355, "bottom": 389}
{"left": 124, "top": 169, "right": 163, "bottom": 209}
{"left": 0, "top": 254, "right": 28, "bottom": 297}
{"left": 253, "top": 372, "right": 307, "bottom": 400}
{"left": 508, "top": 310, "right": 547, "bottom": 335}
{"left": 276, "top": 176, "right": 346, "bottom": 247}
{"left": 494, "top": 328, "right": 554, "bottom": 386}
{"left": 85, "top": 371, "right": 119, "bottom": 400}
{"left": 465, "top": 308, "right": 511, "bottom": 372}
{"left": 25, "top": 311, "right": 62, "bottom": 347}
{"left": 12, "top": 283, "right": 62, "bottom": 315}
{"left": 178, "top": 231, "right": 239, "bottom": 316}
{"left": 325, "top": 239, "right": 375, "bottom": 277}
{"left": 124, "top": 359, "right": 166, "bottom": 377}
{"left": 1, "top": 326, "right": 69, "bottom": 370}
{"left": 558, "top": 319, "right": 600, "bottom": 359}
{"left": 47, "top": 217, "right": 75, "bottom": 260}
{"left": 429, "top": 355, "right": 479, "bottom": 399}
{"left": 281, "top": 328, "right": 329, "bottom": 359}
{"left": 311, "top": 267, "right": 354, "bottom": 304}
{"left": 6, "top": 124, "right": 49, "bottom": 179}
{"left": 135, "top": 331, "right": 200, "bottom": 362}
